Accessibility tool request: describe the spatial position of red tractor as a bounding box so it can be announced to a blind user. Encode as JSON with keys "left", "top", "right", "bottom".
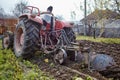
{"left": 2, "top": 6, "right": 116, "bottom": 72}
{"left": 2, "top": 6, "right": 77, "bottom": 64}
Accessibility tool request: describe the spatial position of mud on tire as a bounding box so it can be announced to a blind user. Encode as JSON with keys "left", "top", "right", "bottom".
{"left": 14, "top": 20, "right": 40, "bottom": 58}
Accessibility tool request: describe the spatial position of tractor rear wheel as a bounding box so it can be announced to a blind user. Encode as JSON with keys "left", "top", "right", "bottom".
{"left": 63, "top": 27, "right": 76, "bottom": 42}
{"left": 2, "top": 31, "right": 14, "bottom": 49}
{"left": 63, "top": 27, "right": 77, "bottom": 61}
{"left": 14, "top": 20, "right": 40, "bottom": 58}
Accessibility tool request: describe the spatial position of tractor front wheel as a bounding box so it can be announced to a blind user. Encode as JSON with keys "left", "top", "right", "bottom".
{"left": 14, "top": 20, "right": 40, "bottom": 58}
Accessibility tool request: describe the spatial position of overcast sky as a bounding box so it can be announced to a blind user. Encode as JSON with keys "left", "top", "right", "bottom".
{"left": 0, "top": 0, "right": 84, "bottom": 21}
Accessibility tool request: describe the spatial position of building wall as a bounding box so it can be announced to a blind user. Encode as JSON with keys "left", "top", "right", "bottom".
{"left": 77, "top": 19, "right": 120, "bottom": 38}
{"left": 0, "top": 18, "right": 17, "bottom": 34}
{"left": 72, "top": 24, "right": 84, "bottom": 35}
{"left": 0, "top": 26, "right": 6, "bottom": 34}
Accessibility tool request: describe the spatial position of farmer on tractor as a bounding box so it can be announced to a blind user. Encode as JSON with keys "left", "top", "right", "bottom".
{"left": 41, "top": 6, "right": 54, "bottom": 31}
{"left": 47, "top": 6, "right": 53, "bottom": 13}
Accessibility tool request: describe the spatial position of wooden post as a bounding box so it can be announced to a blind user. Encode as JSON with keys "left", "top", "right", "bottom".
{"left": 84, "top": 0, "right": 87, "bottom": 35}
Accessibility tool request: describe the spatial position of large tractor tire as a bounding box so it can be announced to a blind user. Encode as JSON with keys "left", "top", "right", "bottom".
{"left": 63, "top": 27, "right": 76, "bottom": 42}
{"left": 2, "top": 31, "right": 14, "bottom": 49}
{"left": 14, "top": 20, "right": 40, "bottom": 58}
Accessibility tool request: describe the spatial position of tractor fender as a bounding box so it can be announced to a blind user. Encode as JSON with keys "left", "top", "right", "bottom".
{"left": 55, "top": 20, "right": 74, "bottom": 30}
{"left": 19, "top": 13, "right": 43, "bottom": 25}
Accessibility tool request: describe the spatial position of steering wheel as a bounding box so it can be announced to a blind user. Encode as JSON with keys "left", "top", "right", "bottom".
{"left": 41, "top": 11, "right": 54, "bottom": 17}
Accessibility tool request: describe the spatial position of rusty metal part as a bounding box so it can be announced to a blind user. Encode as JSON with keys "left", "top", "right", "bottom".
{"left": 54, "top": 48, "right": 67, "bottom": 64}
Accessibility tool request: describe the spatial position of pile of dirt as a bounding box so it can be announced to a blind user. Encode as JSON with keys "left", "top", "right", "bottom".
{"left": 78, "top": 40, "right": 120, "bottom": 66}
{"left": 30, "top": 40, "right": 120, "bottom": 80}
{"left": 78, "top": 40, "right": 120, "bottom": 79}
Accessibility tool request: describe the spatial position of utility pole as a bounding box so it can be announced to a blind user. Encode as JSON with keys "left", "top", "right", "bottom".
{"left": 84, "top": 0, "right": 87, "bottom": 35}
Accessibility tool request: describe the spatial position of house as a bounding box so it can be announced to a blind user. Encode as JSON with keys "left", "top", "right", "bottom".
{"left": 72, "top": 21, "right": 84, "bottom": 35}
{"left": 80, "top": 9, "right": 120, "bottom": 38}
{"left": 0, "top": 15, "right": 17, "bottom": 34}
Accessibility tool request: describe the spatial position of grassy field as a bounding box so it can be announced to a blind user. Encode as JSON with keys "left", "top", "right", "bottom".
{"left": 77, "top": 35, "right": 120, "bottom": 44}
{"left": 0, "top": 39, "right": 54, "bottom": 80}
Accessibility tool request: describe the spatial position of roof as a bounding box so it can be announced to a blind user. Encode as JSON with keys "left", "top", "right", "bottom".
{"left": 81, "top": 9, "right": 120, "bottom": 22}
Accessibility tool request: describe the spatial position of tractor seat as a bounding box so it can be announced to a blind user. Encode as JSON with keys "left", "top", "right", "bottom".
{"left": 41, "top": 14, "right": 55, "bottom": 31}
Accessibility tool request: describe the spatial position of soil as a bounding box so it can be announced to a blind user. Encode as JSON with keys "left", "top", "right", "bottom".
{"left": 30, "top": 40, "right": 120, "bottom": 80}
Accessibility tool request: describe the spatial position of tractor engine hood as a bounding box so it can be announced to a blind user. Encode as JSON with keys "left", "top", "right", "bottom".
{"left": 62, "top": 21, "right": 74, "bottom": 27}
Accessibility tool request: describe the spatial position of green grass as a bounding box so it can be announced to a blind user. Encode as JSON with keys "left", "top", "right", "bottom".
{"left": 0, "top": 40, "right": 1, "bottom": 44}
{"left": 77, "top": 35, "right": 120, "bottom": 44}
{"left": 0, "top": 40, "right": 54, "bottom": 80}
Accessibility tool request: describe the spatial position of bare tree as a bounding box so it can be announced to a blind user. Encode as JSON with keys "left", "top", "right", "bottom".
{"left": 70, "top": 11, "right": 76, "bottom": 20}
{"left": 94, "top": 0, "right": 120, "bottom": 13}
{"left": 115, "top": 0, "right": 120, "bottom": 13}
{"left": 110, "top": 0, "right": 120, "bottom": 13}
{"left": 0, "top": 7, "right": 5, "bottom": 18}
{"left": 0, "top": 7, "right": 5, "bottom": 27}
{"left": 12, "top": 1, "right": 28, "bottom": 17}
